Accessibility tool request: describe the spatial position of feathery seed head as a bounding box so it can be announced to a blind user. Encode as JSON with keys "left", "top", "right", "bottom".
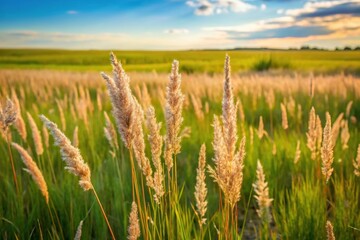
{"left": 40, "top": 115, "right": 92, "bottom": 191}
{"left": 294, "top": 140, "right": 301, "bottom": 164}
{"left": 74, "top": 220, "right": 83, "bottom": 240}
{"left": 131, "top": 98, "right": 154, "bottom": 188}
{"left": 257, "top": 116, "right": 265, "bottom": 139}
{"left": 146, "top": 106, "right": 164, "bottom": 203}
{"left": 164, "top": 59, "right": 184, "bottom": 171}
{"left": 353, "top": 144, "right": 360, "bottom": 176}
{"left": 326, "top": 220, "right": 335, "bottom": 240}
{"left": 11, "top": 142, "right": 48, "bottom": 204}
{"left": 340, "top": 120, "right": 350, "bottom": 150}
{"left": 321, "top": 112, "right": 334, "bottom": 183}
{"left": 195, "top": 144, "right": 207, "bottom": 225}
{"left": 0, "top": 98, "right": 17, "bottom": 132}
{"left": 104, "top": 111, "right": 119, "bottom": 149}
{"left": 73, "top": 126, "right": 79, "bottom": 148}
{"left": 27, "top": 112, "right": 44, "bottom": 155}
{"left": 253, "top": 160, "right": 273, "bottom": 222}
{"left": 101, "top": 53, "right": 135, "bottom": 148}
{"left": 281, "top": 103, "right": 288, "bottom": 130}
{"left": 222, "top": 54, "right": 238, "bottom": 162}
{"left": 128, "top": 202, "right": 140, "bottom": 240}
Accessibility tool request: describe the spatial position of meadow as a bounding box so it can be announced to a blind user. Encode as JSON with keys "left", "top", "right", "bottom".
{"left": 0, "top": 51, "right": 359, "bottom": 240}
{"left": 1, "top": 49, "right": 360, "bottom": 74}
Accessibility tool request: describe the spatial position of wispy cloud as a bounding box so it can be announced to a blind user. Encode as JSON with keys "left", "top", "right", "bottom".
{"left": 0, "top": 31, "right": 127, "bottom": 48}
{"left": 285, "top": 0, "right": 360, "bottom": 17}
{"left": 164, "top": 28, "right": 190, "bottom": 34}
{"left": 203, "top": 0, "right": 360, "bottom": 47}
{"left": 186, "top": 0, "right": 256, "bottom": 16}
{"left": 0, "top": 30, "right": 234, "bottom": 50}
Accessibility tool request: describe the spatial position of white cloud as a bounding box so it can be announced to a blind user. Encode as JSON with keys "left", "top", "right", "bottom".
{"left": 203, "top": 16, "right": 294, "bottom": 33}
{"left": 164, "top": 28, "right": 190, "bottom": 34}
{"left": 285, "top": 0, "right": 358, "bottom": 17}
{"left": 66, "top": 10, "right": 78, "bottom": 15}
{"left": 276, "top": 9, "right": 284, "bottom": 14}
{"left": 187, "top": 0, "right": 256, "bottom": 16}
{"left": 201, "top": 0, "right": 360, "bottom": 49}
{"left": 261, "top": 4, "right": 266, "bottom": 11}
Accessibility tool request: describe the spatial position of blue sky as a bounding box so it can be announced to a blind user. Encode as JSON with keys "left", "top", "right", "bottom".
{"left": 0, "top": 0, "right": 359, "bottom": 49}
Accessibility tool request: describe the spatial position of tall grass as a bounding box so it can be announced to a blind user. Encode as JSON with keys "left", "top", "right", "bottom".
{"left": 0, "top": 54, "right": 359, "bottom": 239}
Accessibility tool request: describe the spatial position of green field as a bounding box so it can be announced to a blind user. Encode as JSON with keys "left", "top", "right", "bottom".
{"left": 1, "top": 49, "right": 360, "bottom": 74}
{"left": 0, "top": 51, "right": 360, "bottom": 239}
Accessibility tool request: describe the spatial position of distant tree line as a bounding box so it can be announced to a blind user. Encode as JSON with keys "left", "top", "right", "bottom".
{"left": 298, "top": 45, "right": 360, "bottom": 51}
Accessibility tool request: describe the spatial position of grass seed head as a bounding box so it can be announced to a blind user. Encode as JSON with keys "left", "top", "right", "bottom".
{"left": 11, "top": 142, "right": 49, "bottom": 204}
{"left": 40, "top": 114, "right": 92, "bottom": 191}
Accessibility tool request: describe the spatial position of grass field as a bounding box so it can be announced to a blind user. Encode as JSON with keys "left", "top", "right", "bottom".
{"left": 1, "top": 49, "right": 360, "bottom": 74}
{"left": 0, "top": 51, "right": 360, "bottom": 239}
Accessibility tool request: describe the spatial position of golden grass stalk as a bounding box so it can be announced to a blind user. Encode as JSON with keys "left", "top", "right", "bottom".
{"left": 12, "top": 90, "right": 27, "bottom": 141}
{"left": 353, "top": 144, "right": 360, "bottom": 177}
{"left": 164, "top": 60, "right": 184, "bottom": 171}
{"left": 11, "top": 142, "right": 49, "bottom": 204}
{"left": 56, "top": 99, "right": 66, "bottom": 131}
{"left": 326, "top": 220, "right": 335, "bottom": 240}
{"left": 73, "top": 126, "right": 79, "bottom": 148}
{"left": 257, "top": 116, "right": 266, "bottom": 140}
{"left": 195, "top": 144, "right": 207, "bottom": 226}
{"left": 74, "top": 220, "right": 83, "bottom": 240}
{"left": 128, "top": 202, "right": 141, "bottom": 240}
{"left": 286, "top": 96, "right": 296, "bottom": 118}
{"left": 27, "top": 112, "right": 44, "bottom": 156}
{"left": 40, "top": 114, "right": 116, "bottom": 240}
{"left": 306, "top": 107, "right": 322, "bottom": 160}
{"left": 146, "top": 106, "right": 164, "bottom": 203}
{"left": 272, "top": 142, "right": 277, "bottom": 156}
{"left": 104, "top": 111, "right": 119, "bottom": 150}
{"left": 294, "top": 140, "right": 301, "bottom": 164}
{"left": 345, "top": 100, "right": 353, "bottom": 118}
{"left": 306, "top": 107, "right": 316, "bottom": 160}
{"left": 102, "top": 53, "right": 154, "bottom": 185}
{"left": 190, "top": 93, "right": 204, "bottom": 120}
{"left": 42, "top": 124, "right": 49, "bottom": 148}
{"left": 205, "top": 101, "right": 209, "bottom": 114}
{"left": 238, "top": 99, "right": 245, "bottom": 123}
{"left": 340, "top": 120, "right": 350, "bottom": 150}
{"left": 101, "top": 52, "right": 136, "bottom": 148}
{"left": 208, "top": 56, "right": 246, "bottom": 208}
{"left": 280, "top": 103, "right": 288, "bottom": 130}
{"left": 131, "top": 99, "right": 154, "bottom": 188}
{"left": 316, "top": 115, "right": 323, "bottom": 153}
{"left": 222, "top": 55, "right": 238, "bottom": 162}
{"left": 141, "top": 83, "right": 151, "bottom": 108}
{"left": 1, "top": 128, "right": 12, "bottom": 142}
{"left": 1, "top": 98, "right": 18, "bottom": 192}
{"left": 321, "top": 112, "right": 334, "bottom": 183}
{"left": 250, "top": 126, "right": 254, "bottom": 146}
{"left": 0, "top": 98, "right": 17, "bottom": 132}
{"left": 297, "top": 104, "right": 302, "bottom": 123}
{"left": 14, "top": 113, "right": 27, "bottom": 141}
{"left": 264, "top": 90, "right": 275, "bottom": 110}
{"left": 40, "top": 115, "right": 92, "bottom": 191}
{"left": 331, "top": 113, "right": 344, "bottom": 146}
{"left": 253, "top": 160, "right": 273, "bottom": 222}
{"left": 97, "top": 92, "right": 103, "bottom": 111}
{"left": 209, "top": 129, "right": 246, "bottom": 208}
